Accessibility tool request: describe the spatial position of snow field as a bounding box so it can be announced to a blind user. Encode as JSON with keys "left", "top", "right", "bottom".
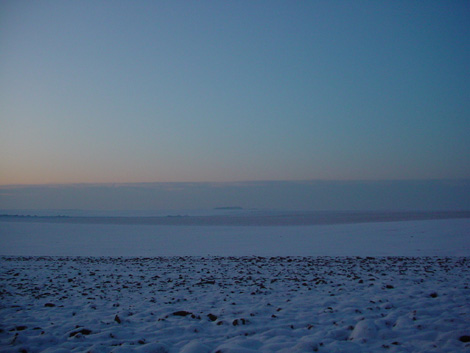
{"left": 1, "top": 218, "right": 470, "bottom": 257}
{"left": 1, "top": 256, "right": 469, "bottom": 353}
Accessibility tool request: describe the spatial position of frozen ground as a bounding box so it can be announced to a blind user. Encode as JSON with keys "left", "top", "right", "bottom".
{"left": 0, "top": 218, "right": 469, "bottom": 256}
{"left": 0, "top": 256, "right": 469, "bottom": 353}
{"left": 0, "top": 215, "right": 469, "bottom": 352}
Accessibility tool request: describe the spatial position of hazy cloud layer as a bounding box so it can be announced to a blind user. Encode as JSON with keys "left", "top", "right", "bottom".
{"left": 1, "top": 180, "right": 469, "bottom": 212}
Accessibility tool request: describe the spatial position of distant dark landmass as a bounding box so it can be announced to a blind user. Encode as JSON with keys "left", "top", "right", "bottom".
{"left": 1, "top": 211, "right": 469, "bottom": 226}
{"left": 0, "top": 214, "right": 69, "bottom": 219}
{"left": 214, "top": 207, "right": 243, "bottom": 210}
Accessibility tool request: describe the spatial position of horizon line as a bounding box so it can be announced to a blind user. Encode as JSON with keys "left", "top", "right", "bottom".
{"left": 1, "top": 178, "right": 470, "bottom": 188}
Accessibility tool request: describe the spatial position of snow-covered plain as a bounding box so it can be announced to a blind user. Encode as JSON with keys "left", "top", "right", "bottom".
{"left": 1, "top": 218, "right": 470, "bottom": 257}
{"left": 1, "top": 215, "right": 470, "bottom": 352}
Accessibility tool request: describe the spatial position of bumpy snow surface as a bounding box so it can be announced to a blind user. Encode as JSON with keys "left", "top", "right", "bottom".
{"left": 1, "top": 256, "right": 469, "bottom": 353}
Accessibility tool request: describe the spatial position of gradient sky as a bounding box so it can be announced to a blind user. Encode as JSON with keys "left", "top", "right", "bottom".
{"left": 1, "top": 1, "right": 469, "bottom": 185}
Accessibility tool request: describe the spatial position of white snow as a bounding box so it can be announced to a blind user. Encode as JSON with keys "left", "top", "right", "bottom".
{"left": 0, "top": 256, "right": 469, "bottom": 353}
{"left": 1, "top": 216, "right": 470, "bottom": 352}
{"left": 0, "top": 218, "right": 469, "bottom": 257}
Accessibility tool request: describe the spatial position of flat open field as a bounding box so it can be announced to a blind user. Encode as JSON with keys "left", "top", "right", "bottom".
{"left": 1, "top": 215, "right": 469, "bottom": 352}
{"left": 1, "top": 217, "right": 469, "bottom": 257}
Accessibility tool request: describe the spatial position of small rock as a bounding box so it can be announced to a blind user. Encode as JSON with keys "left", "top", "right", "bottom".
{"left": 114, "top": 315, "right": 121, "bottom": 324}
{"left": 44, "top": 303, "right": 55, "bottom": 307}
{"left": 430, "top": 292, "right": 438, "bottom": 298}
{"left": 232, "top": 318, "right": 246, "bottom": 326}
{"left": 460, "top": 335, "right": 470, "bottom": 343}
{"left": 173, "top": 311, "right": 192, "bottom": 317}
{"left": 207, "top": 313, "right": 218, "bottom": 322}
{"left": 69, "top": 328, "right": 92, "bottom": 337}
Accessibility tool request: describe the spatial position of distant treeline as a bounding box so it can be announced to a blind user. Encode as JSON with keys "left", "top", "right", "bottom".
{"left": 0, "top": 214, "right": 69, "bottom": 218}
{"left": 1, "top": 211, "right": 470, "bottom": 226}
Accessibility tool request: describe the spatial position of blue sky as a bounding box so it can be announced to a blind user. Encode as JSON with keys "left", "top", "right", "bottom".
{"left": 1, "top": 1, "right": 469, "bottom": 185}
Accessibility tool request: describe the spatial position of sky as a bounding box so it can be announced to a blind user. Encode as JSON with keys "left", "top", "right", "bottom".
{"left": 0, "top": 1, "right": 469, "bottom": 211}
